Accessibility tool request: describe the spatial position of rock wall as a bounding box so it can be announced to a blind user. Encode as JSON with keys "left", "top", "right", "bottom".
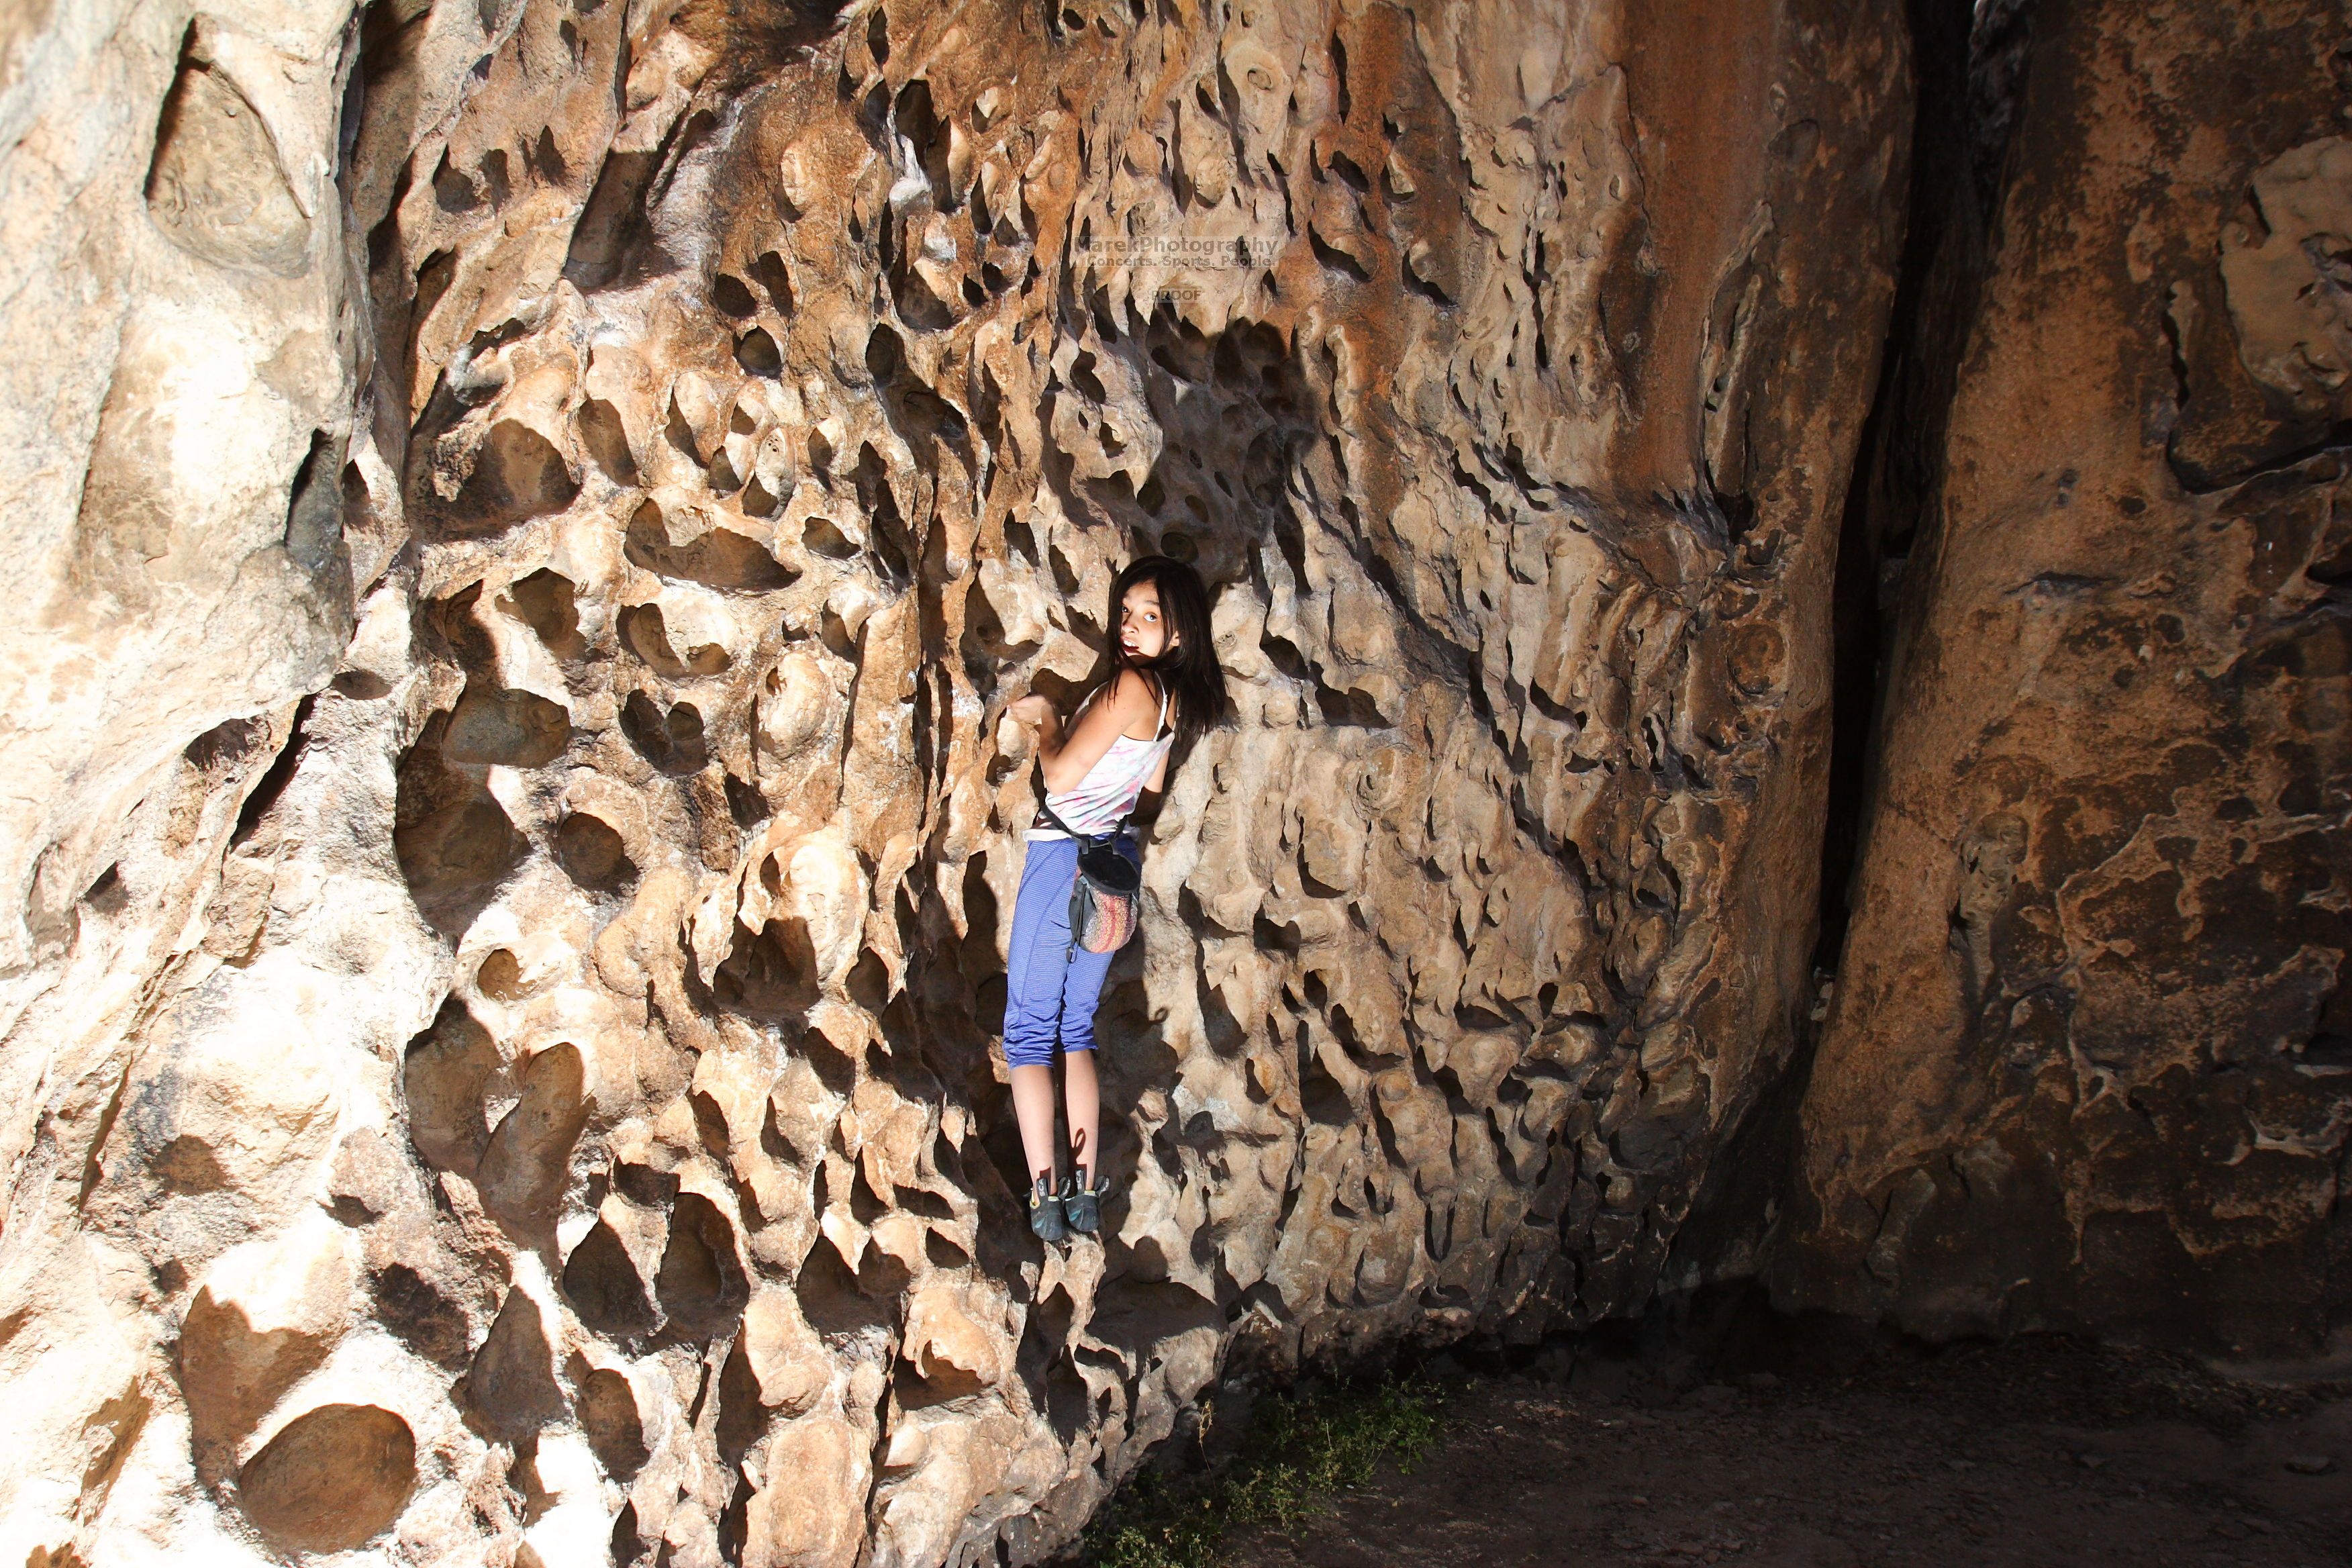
{"left": 0, "top": 0, "right": 1918, "bottom": 1563}
{"left": 1783, "top": 0, "right": 2352, "bottom": 1357}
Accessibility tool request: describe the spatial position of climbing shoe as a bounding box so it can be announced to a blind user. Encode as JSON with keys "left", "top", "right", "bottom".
{"left": 1028, "top": 1173, "right": 1067, "bottom": 1244}
{"left": 1063, "top": 1167, "right": 1111, "bottom": 1235}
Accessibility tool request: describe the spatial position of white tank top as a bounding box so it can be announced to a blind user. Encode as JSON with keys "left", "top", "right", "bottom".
{"left": 1028, "top": 679, "right": 1173, "bottom": 840}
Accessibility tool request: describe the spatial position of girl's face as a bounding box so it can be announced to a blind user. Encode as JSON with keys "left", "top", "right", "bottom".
{"left": 1119, "top": 579, "right": 1173, "bottom": 663}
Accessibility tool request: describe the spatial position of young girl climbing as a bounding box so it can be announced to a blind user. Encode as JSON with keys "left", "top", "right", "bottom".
{"left": 1001, "top": 554, "right": 1230, "bottom": 1243}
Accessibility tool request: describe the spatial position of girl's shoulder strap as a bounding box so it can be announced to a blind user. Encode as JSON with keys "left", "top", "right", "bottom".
{"left": 1079, "top": 671, "right": 1128, "bottom": 716}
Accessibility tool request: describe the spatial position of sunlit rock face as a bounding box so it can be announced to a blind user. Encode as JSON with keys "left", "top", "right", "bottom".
{"left": 0, "top": 0, "right": 1907, "bottom": 1563}
{"left": 1782, "top": 0, "right": 2352, "bottom": 1359}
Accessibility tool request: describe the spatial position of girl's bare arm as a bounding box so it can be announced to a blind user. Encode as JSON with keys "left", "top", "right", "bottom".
{"left": 1016, "top": 672, "right": 1157, "bottom": 793}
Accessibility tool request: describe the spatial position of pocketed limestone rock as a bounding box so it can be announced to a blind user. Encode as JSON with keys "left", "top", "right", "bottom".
{"left": 177, "top": 1213, "right": 358, "bottom": 1483}
{"left": 236, "top": 1402, "right": 418, "bottom": 1554}
{"left": 0, "top": 0, "right": 1915, "bottom": 1563}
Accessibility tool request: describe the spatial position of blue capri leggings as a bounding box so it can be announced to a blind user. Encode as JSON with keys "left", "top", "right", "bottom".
{"left": 1001, "top": 833, "right": 1140, "bottom": 1069}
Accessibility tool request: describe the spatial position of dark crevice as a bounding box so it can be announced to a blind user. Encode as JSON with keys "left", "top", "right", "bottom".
{"left": 1814, "top": 0, "right": 2032, "bottom": 973}
{"left": 232, "top": 696, "right": 317, "bottom": 847}
{"left": 2172, "top": 421, "right": 2352, "bottom": 498}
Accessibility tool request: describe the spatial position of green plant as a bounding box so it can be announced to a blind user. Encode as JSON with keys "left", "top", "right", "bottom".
{"left": 1079, "top": 1377, "right": 1447, "bottom": 1568}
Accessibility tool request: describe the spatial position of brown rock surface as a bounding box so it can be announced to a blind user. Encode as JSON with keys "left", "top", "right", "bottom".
{"left": 1783, "top": 0, "right": 2352, "bottom": 1356}
{"left": 0, "top": 0, "right": 1940, "bottom": 1562}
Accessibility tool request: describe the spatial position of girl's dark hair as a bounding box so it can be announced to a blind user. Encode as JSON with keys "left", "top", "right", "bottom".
{"left": 1109, "top": 554, "right": 1230, "bottom": 750}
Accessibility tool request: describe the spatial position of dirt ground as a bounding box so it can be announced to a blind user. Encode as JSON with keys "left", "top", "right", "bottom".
{"left": 1219, "top": 1335, "right": 2352, "bottom": 1568}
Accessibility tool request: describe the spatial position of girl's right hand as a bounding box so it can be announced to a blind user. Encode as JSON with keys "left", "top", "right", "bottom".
{"left": 1007, "top": 694, "right": 1055, "bottom": 727}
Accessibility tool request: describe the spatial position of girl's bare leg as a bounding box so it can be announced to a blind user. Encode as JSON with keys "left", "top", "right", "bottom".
{"left": 1063, "top": 1048, "right": 1100, "bottom": 1185}
{"left": 1010, "top": 1063, "right": 1061, "bottom": 1185}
